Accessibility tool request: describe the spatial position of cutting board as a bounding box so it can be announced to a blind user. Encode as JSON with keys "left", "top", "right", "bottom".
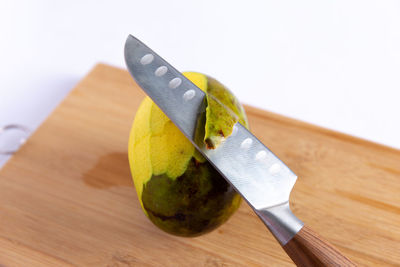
{"left": 0, "top": 64, "right": 399, "bottom": 266}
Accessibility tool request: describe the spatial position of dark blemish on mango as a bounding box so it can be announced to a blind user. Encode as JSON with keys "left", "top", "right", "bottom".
{"left": 145, "top": 208, "right": 187, "bottom": 222}
{"left": 141, "top": 158, "right": 241, "bottom": 237}
{"left": 205, "top": 138, "right": 215, "bottom": 150}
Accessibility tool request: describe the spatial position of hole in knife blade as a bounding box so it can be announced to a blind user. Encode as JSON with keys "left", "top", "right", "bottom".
{"left": 169, "top": 78, "right": 182, "bottom": 89}
{"left": 240, "top": 138, "right": 253, "bottom": 149}
{"left": 183, "top": 90, "right": 195, "bottom": 101}
{"left": 269, "top": 163, "right": 281, "bottom": 175}
{"left": 140, "top": 54, "right": 154, "bottom": 65}
{"left": 155, "top": 66, "right": 168, "bottom": 76}
{"left": 255, "top": 150, "right": 267, "bottom": 161}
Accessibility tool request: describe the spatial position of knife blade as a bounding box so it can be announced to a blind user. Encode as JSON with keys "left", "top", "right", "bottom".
{"left": 124, "top": 35, "right": 355, "bottom": 266}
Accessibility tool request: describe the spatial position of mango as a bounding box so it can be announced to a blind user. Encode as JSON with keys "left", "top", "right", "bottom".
{"left": 128, "top": 72, "right": 249, "bottom": 236}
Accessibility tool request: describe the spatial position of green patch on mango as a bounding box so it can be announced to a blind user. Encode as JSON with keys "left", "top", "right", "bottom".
{"left": 142, "top": 158, "right": 241, "bottom": 236}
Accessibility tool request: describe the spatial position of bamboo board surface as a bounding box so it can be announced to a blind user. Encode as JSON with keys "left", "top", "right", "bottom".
{"left": 0, "top": 64, "right": 399, "bottom": 266}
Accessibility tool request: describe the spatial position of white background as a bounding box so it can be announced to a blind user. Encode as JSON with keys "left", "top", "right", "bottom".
{"left": 1, "top": 0, "right": 400, "bottom": 167}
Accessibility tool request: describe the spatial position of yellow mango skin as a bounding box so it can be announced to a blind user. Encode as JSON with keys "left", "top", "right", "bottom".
{"left": 128, "top": 98, "right": 194, "bottom": 202}
{"left": 129, "top": 72, "right": 249, "bottom": 236}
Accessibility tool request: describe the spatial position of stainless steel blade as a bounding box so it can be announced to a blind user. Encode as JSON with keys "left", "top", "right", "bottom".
{"left": 124, "top": 36, "right": 206, "bottom": 142}
{"left": 124, "top": 35, "right": 303, "bottom": 244}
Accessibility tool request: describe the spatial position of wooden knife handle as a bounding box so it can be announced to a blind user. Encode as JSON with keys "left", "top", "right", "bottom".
{"left": 282, "top": 225, "right": 356, "bottom": 266}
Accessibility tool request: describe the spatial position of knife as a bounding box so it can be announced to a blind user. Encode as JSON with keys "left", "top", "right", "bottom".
{"left": 124, "top": 35, "right": 355, "bottom": 267}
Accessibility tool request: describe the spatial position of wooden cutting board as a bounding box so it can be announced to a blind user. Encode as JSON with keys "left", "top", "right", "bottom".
{"left": 0, "top": 64, "right": 399, "bottom": 266}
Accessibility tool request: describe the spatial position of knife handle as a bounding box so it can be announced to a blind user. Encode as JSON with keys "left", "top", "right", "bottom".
{"left": 282, "top": 225, "right": 356, "bottom": 266}
{"left": 256, "top": 204, "right": 355, "bottom": 266}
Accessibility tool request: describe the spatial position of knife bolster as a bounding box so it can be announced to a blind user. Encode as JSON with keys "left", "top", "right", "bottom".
{"left": 255, "top": 202, "right": 304, "bottom": 245}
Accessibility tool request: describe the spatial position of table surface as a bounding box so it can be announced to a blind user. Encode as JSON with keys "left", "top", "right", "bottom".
{"left": 0, "top": 64, "right": 399, "bottom": 266}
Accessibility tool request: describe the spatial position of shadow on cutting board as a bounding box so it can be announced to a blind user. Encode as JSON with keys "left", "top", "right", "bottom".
{"left": 83, "top": 152, "right": 133, "bottom": 189}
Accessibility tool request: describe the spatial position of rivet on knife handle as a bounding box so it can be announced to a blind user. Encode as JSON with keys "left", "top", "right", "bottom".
{"left": 124, "top": 35, "right": 355, "bottom": 266}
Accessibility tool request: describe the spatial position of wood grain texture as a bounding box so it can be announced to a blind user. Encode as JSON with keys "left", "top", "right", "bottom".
{"left": 0, "top": 64, "right": 399, "bottom": 266}
{"left": 283, "top": 225, "right": 355, "bottom": 266}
